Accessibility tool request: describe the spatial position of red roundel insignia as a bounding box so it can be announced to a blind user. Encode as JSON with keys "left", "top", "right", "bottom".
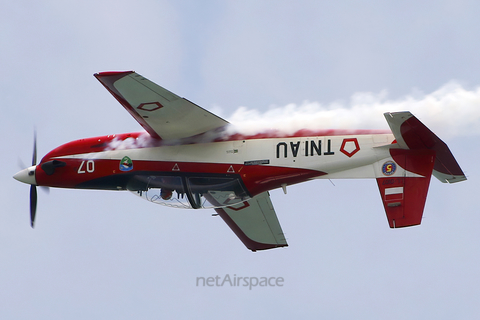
{"left": 382, "top": 161, "right": 396, "bottom": 176}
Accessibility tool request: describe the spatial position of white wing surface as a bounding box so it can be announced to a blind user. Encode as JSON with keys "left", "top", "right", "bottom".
{"left": 214, "top": 192, "right": 288, "bottom": 251}
{"left": 95, "top": 71, "right": 229, "bottom": 140}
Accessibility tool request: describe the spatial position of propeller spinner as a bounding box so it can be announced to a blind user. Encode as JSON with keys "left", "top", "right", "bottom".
{"left": 13, "top": 133, "right": 38, "bottom": 227}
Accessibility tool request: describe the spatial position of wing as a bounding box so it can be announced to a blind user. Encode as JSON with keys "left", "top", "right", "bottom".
{"left": 94, "top": 71, "right": 229, "bottom": 140}
{"left": 214, "top": 192, "right": 288, "bottom": 251}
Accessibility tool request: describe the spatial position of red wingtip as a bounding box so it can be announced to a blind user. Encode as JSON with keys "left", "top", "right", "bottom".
{"left": 95, "top": 71, "right": 135, "bottom": 77}
{"left": 94, "top": 71, "right": 135, "bottom": 78}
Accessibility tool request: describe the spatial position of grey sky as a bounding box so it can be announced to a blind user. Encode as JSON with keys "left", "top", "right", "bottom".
{"left": 1, "top": 1, "right": 479, "bottom": 319}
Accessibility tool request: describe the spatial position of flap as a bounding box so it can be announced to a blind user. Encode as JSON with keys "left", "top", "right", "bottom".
{"left": 94, "top": 71, "right": 229, "bottom": 140}
{"left": 214, "top": 192, "right": 288, "bottom": 251}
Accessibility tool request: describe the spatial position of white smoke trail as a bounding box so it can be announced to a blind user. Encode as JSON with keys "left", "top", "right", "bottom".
{"left": 226, "top": 81, "right": 480, "bottom": 139}
{"left": 105, "top": 81, "right": 480, "bottom": 151}
{"left": 105, "top": 132, "right": 155, "bottom": 150}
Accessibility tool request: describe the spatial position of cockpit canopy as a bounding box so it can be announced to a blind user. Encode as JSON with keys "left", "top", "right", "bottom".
{"left": 127, "top": 174, "right": 250, "bottom": 209}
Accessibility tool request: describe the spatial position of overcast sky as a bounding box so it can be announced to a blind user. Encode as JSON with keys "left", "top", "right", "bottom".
{"left": 2, "top": 1, "right": 480, "bottom": 319}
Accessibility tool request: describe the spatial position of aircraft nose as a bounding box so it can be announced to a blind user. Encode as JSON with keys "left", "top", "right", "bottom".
{"left": 13, "top": 166, "right": 37, "bottom": 185}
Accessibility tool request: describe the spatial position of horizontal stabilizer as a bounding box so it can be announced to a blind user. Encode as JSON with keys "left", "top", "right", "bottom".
{"left": 384, "top": 112, "right": 466, "bottom": 183}
{"left": 214, "top": 192, "right": 288, "bottom": 251}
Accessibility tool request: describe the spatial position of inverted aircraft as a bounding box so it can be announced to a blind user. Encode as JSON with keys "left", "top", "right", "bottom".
{"left": 14, "top": 71, "right": 467, "bottom": 251}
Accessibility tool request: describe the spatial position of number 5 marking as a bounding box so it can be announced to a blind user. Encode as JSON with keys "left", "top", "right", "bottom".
{"left": 78, "top": 160, "right": 95, "bottom": 174}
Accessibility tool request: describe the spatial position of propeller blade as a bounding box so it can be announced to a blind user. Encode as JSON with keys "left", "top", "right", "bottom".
{"left": 30, "top": 185, "right": 37, "bottom": 228}
{"left": 17, "top": 157, "right": 26, "bottom": 170}
{"left": 32, "top": 131, "right": 37, "bottom": 166}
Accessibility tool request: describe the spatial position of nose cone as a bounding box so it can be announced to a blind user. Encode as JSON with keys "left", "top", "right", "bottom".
{"left": 13, "top": 166, "right": 37, "bottom": 185}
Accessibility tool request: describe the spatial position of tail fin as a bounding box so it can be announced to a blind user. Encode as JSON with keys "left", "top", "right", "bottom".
{"left": 376, "top": 112, "right": 466, "bottom": 228}
{"left": 376, "top": 149, "right": 435, "bottom": 228}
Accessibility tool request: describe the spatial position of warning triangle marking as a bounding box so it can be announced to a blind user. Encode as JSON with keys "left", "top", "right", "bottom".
{"left": 227, "top": 165, "right": 235, "bottom": 173}
{"left": 172, "top": 163, "right": 180, "bottom": 171}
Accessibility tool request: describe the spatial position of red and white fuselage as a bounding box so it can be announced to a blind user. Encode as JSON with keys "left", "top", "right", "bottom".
{"left": 33, "top": 129, "right": 394, "bottom": 196}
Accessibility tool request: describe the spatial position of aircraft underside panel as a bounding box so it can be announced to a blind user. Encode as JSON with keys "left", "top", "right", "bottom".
{"left": 127, "top": 174, "right": 250, "bottom": 209}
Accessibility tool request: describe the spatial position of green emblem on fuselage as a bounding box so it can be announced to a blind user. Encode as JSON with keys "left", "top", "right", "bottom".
{"left": 120, "top": 156, "right": 133, "bottom": 171}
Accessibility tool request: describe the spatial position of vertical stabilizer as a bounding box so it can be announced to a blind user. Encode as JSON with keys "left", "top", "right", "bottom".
{"left": 376, "top": 149, "right": 435, "bottom": 228}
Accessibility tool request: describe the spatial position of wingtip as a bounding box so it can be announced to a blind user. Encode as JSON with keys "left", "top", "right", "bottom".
{"left": 94, "top": 71, "right": 135, "bottom": 79}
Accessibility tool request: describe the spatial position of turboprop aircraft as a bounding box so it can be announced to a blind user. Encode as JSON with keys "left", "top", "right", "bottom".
{"left": 13, "top": 71, "right": 467, "bottom": 251}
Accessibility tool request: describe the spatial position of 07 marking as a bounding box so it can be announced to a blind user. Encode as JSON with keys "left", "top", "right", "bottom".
{"left": 78, "top": 160, "right": 95, "bottom": 174}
